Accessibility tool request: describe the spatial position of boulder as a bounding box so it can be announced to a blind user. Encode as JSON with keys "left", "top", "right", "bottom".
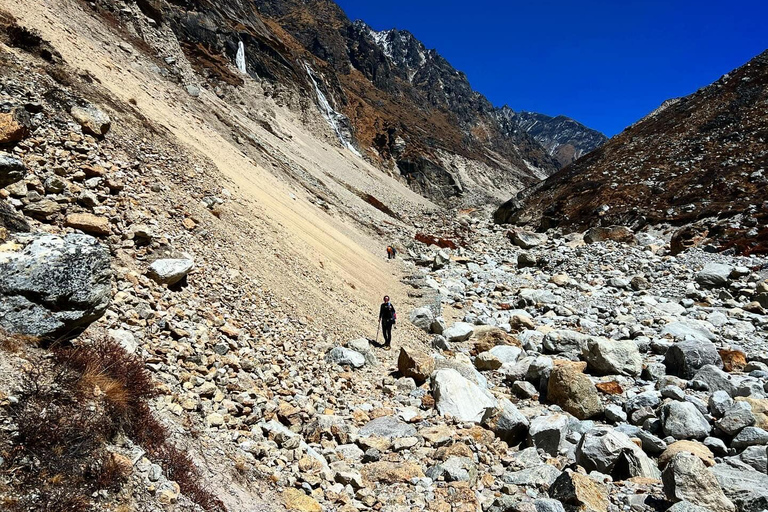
{"left": 0, "top": 152, "right": 26, "bottom": 188}
{"left": 397, "top": 347, "right": 434, "bottom": 383}
{"left": 503, "top": 464, "right": 562, "bottom": 489}
{"left": 549, "top": 470, "right": 608, "bottom": 512}
{"left": 483, "top": 398, "right": 529, "bottom": 446}
{"left": 431, "top": 368, "right": 497, "bottom": 423}
{"left": 582, "top": 337, "right": 642, "bottom": 376}
{"left": 693, "top": 365, "right": 736, "bottom": 396}
{"left": 547, "top": 364, "right": 602, "bottom": 420}
{"left": 361, "top": 461, "right": 424, "bottom": 484}
{"left": 696, "top": 263, "right": 733, "bottom": 288}
{"left": 665, "top": 339, "right": 723, "bottom": 379}
{"left": 731, "top": 427, "right": 768, "bottom": 450}
{"left": 325, "top": 347, "right": 365, "bottom": 369}
{"left": 576, "top": 427, "right": 661, "bottom": 479}
{"left": 410, "top": 307, "right": 434, "bottom": 332}
{"left": 0, "top": 108, "right": 30, "bottom": 144}
{"left": 347, "top": 338, "right": 377, "bottom": 365}
{"left": 543, "top": 329, "right": 591, "bottom": 354}
{"left": 661, "top": 320, "right": 718, "bottom": 342}
{"left": 0, "top": 233, "right": 111, "bottom": 339}
{"left": 583, "top": 226, "right": 635, "bottom": 245}
{"left": 716, "top": 402, "right": 756, "bottom": 436}
{"left": 359, "top": 416, "right": 416, "bottom": 439}
{"left": 528, "top": 414, "right": 569, "bottom": 456}
{"left": 712, "top": 460, "right": 768, "bottom": 512}
{"left": 659, "top": 441, "right": 715, "bottom": 468}
{"left": 443, "top": 322, "right": 474, "bottom": 342}
{"left": 70, "top": 104, "right": 112, "bottom": 136}
{"left": 474, "top": 345, "right": 522, "bottom": 370}
{"left": 147, "top": 258, "right": 194, "bottom": 285}
{"left": 509, "top": 229, "right": 548, "bottom": 249}
{"left": 662, "top": 453, "right": 735, "bottom": 512}
{"left": 670, "top": 224, "right": 709, "bottom": 255}
{"left": 65, "top": 213, "right": 111, "bottom": 236}
{"left": 661, "top": 402, "right": 712, "bottom": 440}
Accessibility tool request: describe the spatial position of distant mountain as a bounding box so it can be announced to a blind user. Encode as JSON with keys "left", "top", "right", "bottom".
{"left": 506, "top": 110, "right": 608, "bottom": 167}
{"left": 495, "top": 50, "right": 768, "bottom": 254}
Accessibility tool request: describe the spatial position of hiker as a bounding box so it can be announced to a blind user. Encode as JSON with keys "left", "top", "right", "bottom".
{"left": 378, "top": 295, "right": 397, "bottom": 349}
{"left": 386, "top": 246, "right": 394, "bottom": 259}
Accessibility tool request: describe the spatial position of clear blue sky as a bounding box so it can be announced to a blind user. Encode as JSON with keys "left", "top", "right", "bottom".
{"left": 334, "top": 0, "right": 767, "bottom": 136}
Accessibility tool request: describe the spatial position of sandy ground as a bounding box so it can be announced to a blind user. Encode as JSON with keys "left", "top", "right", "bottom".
{"left": 5, "top": 0, "right": 438, "bottom": 348}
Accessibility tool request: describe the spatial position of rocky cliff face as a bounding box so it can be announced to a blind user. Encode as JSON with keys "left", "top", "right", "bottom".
{"left": 108, "top": 0, "right": 610, "bottom": 202}
{"left": 496, "top": 50, "right": 768, "bottom": 254}
{"left": 503, "top": 110, "right": 608, "bottom": 167}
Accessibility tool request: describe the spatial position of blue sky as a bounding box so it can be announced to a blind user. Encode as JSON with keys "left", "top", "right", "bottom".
{"left": 334, "top": 0, "right": 767, "bottom": 136}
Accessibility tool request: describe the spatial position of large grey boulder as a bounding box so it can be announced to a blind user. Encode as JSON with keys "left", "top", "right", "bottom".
{"left": 483, "top": 398, "right": 529, "bottom": 446}
{"left": 583, "top": 337, "right": 642, "bottom": 376}
{"left": 662, "top": 452, "right": 735, "bottom": 512}
{"left": 410, "top": 307, "right": 434, "bottom": 332}
{"left": 431, "top": 368, "right": 497, "bottom": 423}
{"left": 443, "top": 322, "right": 474, "bottom": 342}
{"left": 693, "top": 365, "right": 737, "bottom": 396}
{"left": 509, "top": 230, "right": 548, "bottom": 249}
{"left": 359, "top": 416, "right": 416, "bottom": 439}
{"left": 731, "top": 427, "right": 768, "bottom": 450}
{"left": 0, "top": 233, "right": 112, "bottom": 339}
{"left": 528, "top": 414, "right": 569, "bottom": 456}
{"left": 662, "top": 320, "right": 717, "bottom": 342}
{"left": 0, "top": 152, "right": 26, "bottom": 188}
{"left": 665, "top": 339, "right": 723, "bottom": 379}
{"left": 503, "top": 464, "right": 561, "bottom": 489}
{"left": 712, "top": 460, "right": 768, "bottom": 512}
{"left": 716, "top": 402, "right": 755, "bottom": 436}
{"left": 661, "top": 402, "right": 712, "bottom": 440}
{"left": 147, "top": 258, "right": 194, "bottom": 286}
{"left": 543, "top": 329, "right": 591, "bottom": 354}
{"left": 325, "top": 347, "right": 365, "bottom": 368}
{"left": 576, "top": 427, "right": 661, "bottom": 479}
{"left": 696, "top": 263, "right": 733, "bottom": 288}
{"left": 70, "top": 104, "right": 112, "bottom": 136}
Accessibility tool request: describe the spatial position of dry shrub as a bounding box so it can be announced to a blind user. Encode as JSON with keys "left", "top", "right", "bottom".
{"left": 152, "top": 444, "right": 226, "bottom": 512}
{"left": 2, "top": 337, "right": 226, "bottom": 511}
{"left": 0, "top": 330, "right": 39, "bottom": 353}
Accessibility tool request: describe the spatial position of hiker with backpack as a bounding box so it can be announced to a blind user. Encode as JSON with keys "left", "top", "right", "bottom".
{"left": 378, "top": 295, "right": 397, "bottom": 349}
{"left": 386, "top": 245, "right": 397, "bottom": 260}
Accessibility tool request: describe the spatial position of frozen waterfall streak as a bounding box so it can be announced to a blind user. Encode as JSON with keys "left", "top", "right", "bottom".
{"left": 236, "top": 41, "right": 248, "bottom": 75}
{"left": 303, "top": 63, "right": 361, "bottom": 157}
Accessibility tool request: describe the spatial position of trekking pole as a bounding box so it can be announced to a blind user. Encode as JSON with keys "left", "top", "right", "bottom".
{"left": 375, "top": 320, "right": 380, "bottom": 345}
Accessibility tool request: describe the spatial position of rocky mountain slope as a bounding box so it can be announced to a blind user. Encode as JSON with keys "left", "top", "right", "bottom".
{"left": 1, "top": 1, "right": 768, "bottom": 512}
{"left": 503, "top": 109, "right": 608, "bottom": 167}
{"left": 495, "top": 50, "right": 768, "bottom": 255}
{"left": 129, "top": 0, "right": 606, "bottom": 203}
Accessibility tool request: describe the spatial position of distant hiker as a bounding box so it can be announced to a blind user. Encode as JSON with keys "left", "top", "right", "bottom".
{"left": 386, "top": 245, "right": 397, "bottom": 259}
{"left": 378, "top": 295, "right": 397, "bottom": 349}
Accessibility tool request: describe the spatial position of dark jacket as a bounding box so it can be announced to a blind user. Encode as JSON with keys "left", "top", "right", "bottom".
{"left": 379, "top": 302, "right": 396, "bottom": 323}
